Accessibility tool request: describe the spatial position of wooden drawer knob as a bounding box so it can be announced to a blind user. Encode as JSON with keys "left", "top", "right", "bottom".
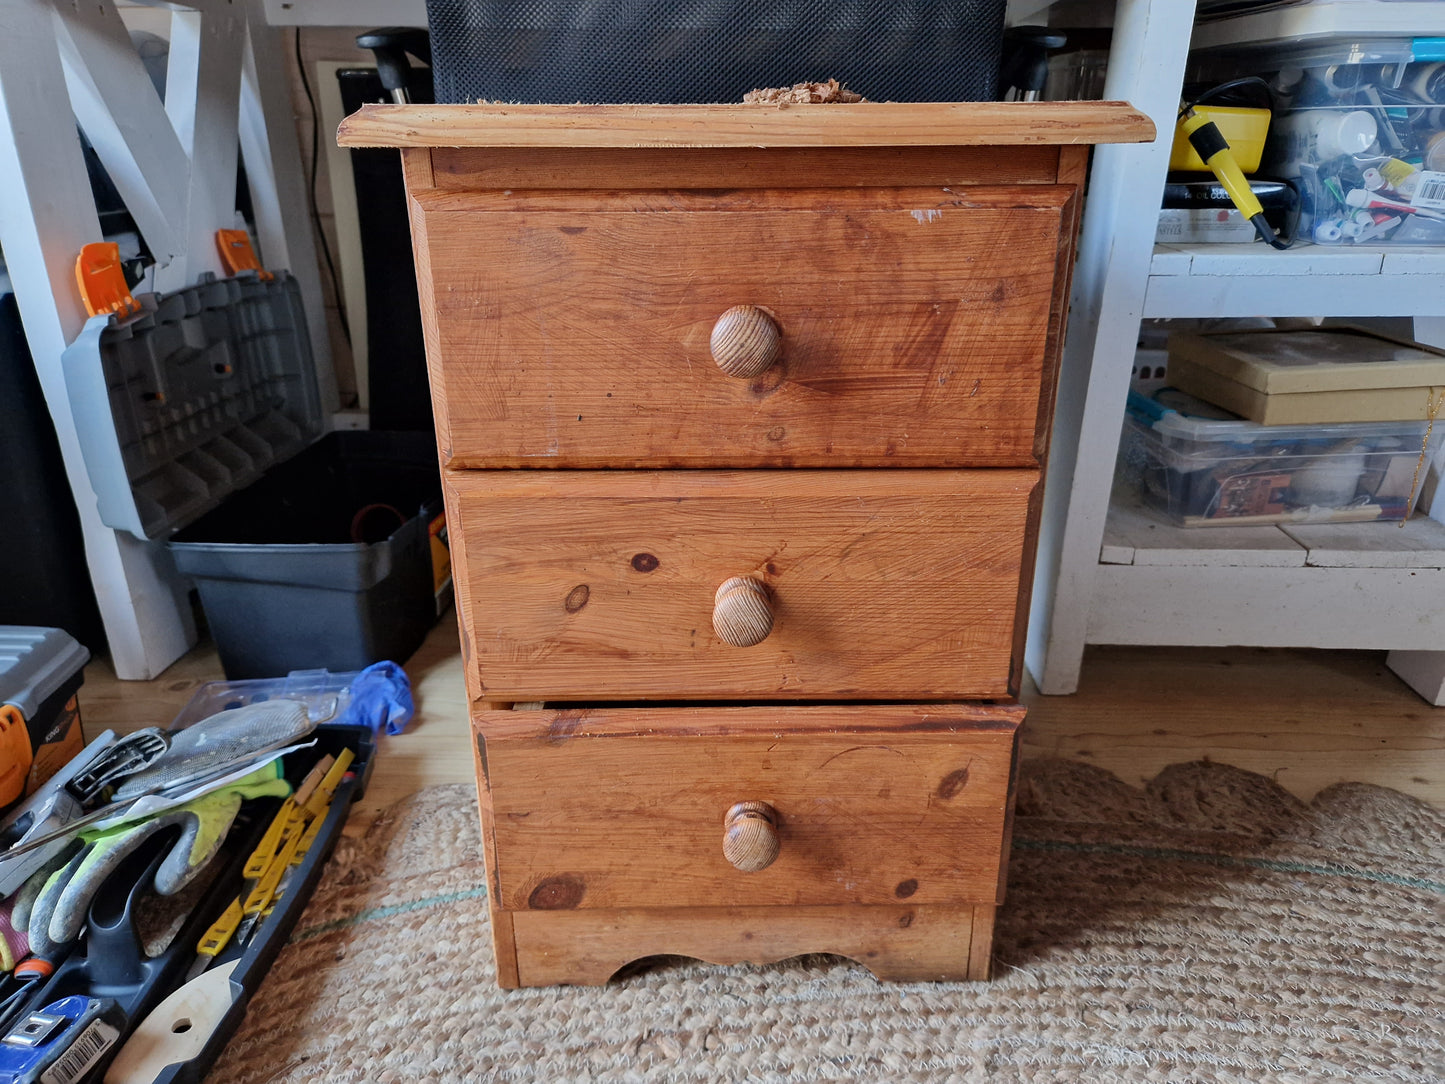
{"left": 710, "top": 305, "right": 782, "bottom": 378}
{"left": 713, "top": 576, "right": 773, "bottom": 647}
{"left": 723, "top": 801, "right": 780, "bottom": 872}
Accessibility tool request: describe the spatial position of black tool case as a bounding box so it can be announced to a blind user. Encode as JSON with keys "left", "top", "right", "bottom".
{"left": 0, "top": 725, "right": 374, "bottom": 1084}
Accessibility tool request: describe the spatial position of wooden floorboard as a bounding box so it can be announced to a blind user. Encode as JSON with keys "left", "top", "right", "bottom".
{"left": 79, "top": 616, "right": 1445, "bottom": 835}
{"left": 1022, "top": 645, "right": 1445, "bottom": 806}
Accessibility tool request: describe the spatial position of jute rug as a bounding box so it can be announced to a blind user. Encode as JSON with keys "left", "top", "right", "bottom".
{"left": 208, "top": 760, "right": 1444, "bottom": 1083}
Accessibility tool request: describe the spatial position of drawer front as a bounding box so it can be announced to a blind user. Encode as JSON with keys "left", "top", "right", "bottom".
{"left": 476, "top": 704, "right": 1023, "bottom": 912}
{"left": 416, "top": 186, "right": 1070, "bottom": 468}
{"left": 448, "top": 468, "right": 1036, "bottom": 700}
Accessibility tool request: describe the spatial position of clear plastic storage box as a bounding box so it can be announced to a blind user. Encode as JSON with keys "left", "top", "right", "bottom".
{"left": 1193, "top": 36, "right": 1445, "bottom": 245}
{"left": 1119, "top": 389, "right": 1443, "bottom": 526}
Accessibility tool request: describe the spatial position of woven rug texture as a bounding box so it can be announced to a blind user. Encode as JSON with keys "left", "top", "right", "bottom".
{"left": 206, "top": 759, "right": 1445, "bottom": 1083}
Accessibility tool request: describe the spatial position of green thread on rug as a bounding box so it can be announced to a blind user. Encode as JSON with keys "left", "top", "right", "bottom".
{"left": 291, "top": 886, "right": 490, "bottom": 942}
{"left": 1012, "top": 838, "right": 1445, "bottom": 894}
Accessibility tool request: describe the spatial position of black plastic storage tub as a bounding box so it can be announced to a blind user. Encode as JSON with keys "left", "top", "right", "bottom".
{"left": 169, "top": 430, "right": 446, "bottom": 679}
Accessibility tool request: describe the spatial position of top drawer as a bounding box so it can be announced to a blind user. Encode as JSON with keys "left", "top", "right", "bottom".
{"left": 413, "top": 186, "right": 1072, "bottom": 469}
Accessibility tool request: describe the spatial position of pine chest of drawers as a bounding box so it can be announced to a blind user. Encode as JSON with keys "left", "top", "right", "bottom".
{"left": 340, "top": 102, "right": 1152, "bottom": 988}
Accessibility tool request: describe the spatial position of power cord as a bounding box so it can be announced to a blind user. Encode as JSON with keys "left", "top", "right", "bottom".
{"left": 1178, "top": 78, "right": 1291, "bottom": 250}
{"left": 293, "top": 28, "right": 352, "bottom": 346}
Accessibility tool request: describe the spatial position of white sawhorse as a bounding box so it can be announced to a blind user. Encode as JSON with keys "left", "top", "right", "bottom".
{"left": 0, "top": 0, "right": 335, "bottom": 678}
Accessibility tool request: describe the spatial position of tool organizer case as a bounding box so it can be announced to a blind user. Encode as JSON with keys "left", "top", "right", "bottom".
{"left": 0, "top": 725, "right": 374, "bottom": 1084}
{"left": 0, "top": 628, "right": 90, "bottom": 814}
{"left": 61, "top": 272, "right": 324, "bottom": 542}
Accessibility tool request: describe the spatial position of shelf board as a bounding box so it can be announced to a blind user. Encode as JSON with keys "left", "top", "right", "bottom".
{"left": 1281, "top": 516, "right": 1445, "bottom": 569}
{"left": 1145, "top": 243, "right": 1445, "bottom": 318}
{"left": 1104, "top": 492, "right": 1445, "bottom": 570}
{"left": 1092, "top": 496, "right": 1445, "bottom": 648}
{"left": 1192, "top": 1, "right": 1445, "bottom": 50}
{"left": 1101, "top": 496, "right": 1308, "bottom": 567}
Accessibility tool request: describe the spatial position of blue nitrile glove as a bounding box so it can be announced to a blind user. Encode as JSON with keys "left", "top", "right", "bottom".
{"left": 341, "top": 661, "right": 414, "bottom": 736}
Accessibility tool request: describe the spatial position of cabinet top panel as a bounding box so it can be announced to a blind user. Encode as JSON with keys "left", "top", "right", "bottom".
{"left": 338, "top": 101, "right": 1154, "bottom": 149}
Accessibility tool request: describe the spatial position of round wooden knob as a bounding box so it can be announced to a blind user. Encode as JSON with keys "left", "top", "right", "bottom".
{"left": 723, "top": 801, "right": 780, "bottom": 872}
{"left": 710, "top": 305, "right": 782, "bottom": 378}
{"left": 713, "top": 576, "right": 773, "bottom": 647}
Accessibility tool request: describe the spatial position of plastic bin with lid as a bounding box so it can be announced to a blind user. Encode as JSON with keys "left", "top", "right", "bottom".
{"left": 61, "top": 268, "right": 448, "bottom": 680}
{"left": 1118, "top": 388, "right": 1443, "bottom": 526}
{"left": 1191, "top": 36, "right": 1445, "bottom": 245}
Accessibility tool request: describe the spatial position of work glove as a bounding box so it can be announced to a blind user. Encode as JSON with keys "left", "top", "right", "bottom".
{"left": 16, "top": 762, "right": 291, "bottom": 959}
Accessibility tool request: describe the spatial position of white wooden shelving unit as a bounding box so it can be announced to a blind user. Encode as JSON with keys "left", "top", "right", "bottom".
{"left": 0, "top": 0, "right": 334, "bottom": 678}
{"left": 1027, "top": 0, "right": 1445, "bottom": 704}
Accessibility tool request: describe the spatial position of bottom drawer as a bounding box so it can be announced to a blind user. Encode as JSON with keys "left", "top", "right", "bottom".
{"left": 474, "top": 704, "right": 1023, "bottom": 914}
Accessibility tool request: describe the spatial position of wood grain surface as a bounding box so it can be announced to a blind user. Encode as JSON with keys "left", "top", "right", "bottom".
{"left": 418, "top": 188, "right": 1066, "bottom": 468}
{"left": 426, "top": 145, "right": 1067, "bottom": 191}
{"left": 337, "top": 101, "right": 1155, "bottom": 149}
{"left": 477, "top": 704, "right": 1021, "bottom": 912}
{"left": 446, "top": 469, "right": 1037, "bottom": 700}
{"left": 507, "top": 903, "right": 991, "bottom": 986}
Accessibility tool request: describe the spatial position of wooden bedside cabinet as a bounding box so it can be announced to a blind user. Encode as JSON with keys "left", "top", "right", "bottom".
{"left": 339, "top": 101, "right": 1152, "bottom": 988}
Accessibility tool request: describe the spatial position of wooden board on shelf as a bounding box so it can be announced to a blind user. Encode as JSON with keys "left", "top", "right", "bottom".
{"left": 1144, "top": 244, "right": 1445, "bottom": 319}
{"left": 1100, "top": 495, "right": 1307, "bottom": 567}
{"left": 1089, "top": 563, "right": 1445, "bottom": 651}
{"left": 1282, "top": 516, "right": 1445, "bottom": 570}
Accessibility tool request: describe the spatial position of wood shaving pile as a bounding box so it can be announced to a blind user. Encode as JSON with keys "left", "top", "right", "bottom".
{"left": 743, "top": 79, "right": 865, "bottom": 105}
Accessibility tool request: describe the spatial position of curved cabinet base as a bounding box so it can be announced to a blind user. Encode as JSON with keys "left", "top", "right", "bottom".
{"left": 499, "top": 904, "right": 996, "bottom": 988}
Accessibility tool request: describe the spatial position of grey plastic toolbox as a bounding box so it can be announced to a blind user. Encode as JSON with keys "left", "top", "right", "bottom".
{"left": 61, "top": 271, "right": 323, "bottom": 541}
{"left": 0, "top": 626, "right": 90, "bottom": 811}
{"left": 0, "top": 627, "right": 89, "bottom": 722}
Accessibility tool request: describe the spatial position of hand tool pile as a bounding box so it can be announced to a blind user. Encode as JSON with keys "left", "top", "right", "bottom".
{"left": 0, "top": 700, "right": 368, "bottom": 1084}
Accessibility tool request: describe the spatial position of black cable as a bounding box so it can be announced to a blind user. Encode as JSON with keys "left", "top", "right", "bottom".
{"left": 1183, "top": 76, "right": 1275, "bottom": 114}
{"left": 294, "top": 28, "right": 352, "bottom": 348}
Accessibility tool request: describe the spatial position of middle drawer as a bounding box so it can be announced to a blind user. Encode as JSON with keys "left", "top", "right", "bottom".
{"left": 447, "top": 469, "right": 1037, "bottom": 701}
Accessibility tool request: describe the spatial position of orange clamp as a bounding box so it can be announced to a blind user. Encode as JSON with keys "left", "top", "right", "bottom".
{"left": 216, "top": 229, "right": 273, "bottom": 281}
{"left": 75, "top": 242, "right": 141, "bottom": 319}
{"left": 0, "top": 704, "right": 32, "bottom": 809}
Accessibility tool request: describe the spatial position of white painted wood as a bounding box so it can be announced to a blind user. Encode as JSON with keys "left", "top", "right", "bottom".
{"left": 317, "top": 60, "right": 367, "bottom": 409}
{"left": 1383, "top": 252, "right": 1445, "bottom": 276}
{"left": 1280, "top": 517, "right": 1445, "bottom": 569}
{"left": 1412, "top": 316, "right": 1445, "bottom": 524}
{"left": 1026, "top": 0, "right": 1200, "bottom": 695}
{"left": 52, "top": 0, "right": 189, "bottom": 272}
{"left": 1192, "top": 1, "right": 1445, "bottom": 49}
{"left": 1089, "top": 564, "right": 1445, "bottom": 651}
{"left": 1105, "top": 496, "right": 1308, "bottom": 567}
{"left": 259, "top": 0, "right": 426, "bottom": 26}
{"left": 239, "top": 10, "right": 339, "bottom": 413}
{"left": 162, "top": 5, "right": 243, "bottom": 291}
{"left": 0, "top": 0, "right": 194, "bottom": 679}
{"left": 1148, "top": 244, "right": 1194, "bottom": 276}
{"left": 1144, "top": 245, "right": 1445, "bottom": 319}
{"left": 1171, "top": 243, "right": 1388, "bottom": 277}
{"left": 1145, "top": 263, "right": 1445, "bottom": 320}
{"left": 1385, "top": 651, "right": 1445, "bottom": 706}
{"left": 1098, "top": 540, "right": 1134, "bottom": 565}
